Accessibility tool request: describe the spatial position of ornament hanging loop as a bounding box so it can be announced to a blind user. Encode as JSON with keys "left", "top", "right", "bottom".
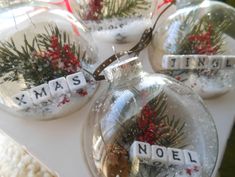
{"left": 92, "top": 2, "right": 174, "bottom": 81}
{"left": 93, "top": 28, "right": 153, "bottom": 81}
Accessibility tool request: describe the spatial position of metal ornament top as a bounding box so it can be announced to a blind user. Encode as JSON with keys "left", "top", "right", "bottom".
{"left": 92, "top": 3, "right": 173, "bottom": 81}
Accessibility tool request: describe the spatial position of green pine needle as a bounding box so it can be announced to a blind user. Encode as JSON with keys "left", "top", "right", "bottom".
{"left": 108, "top": 91, "right": 187, "bottom": 177}
{"left": 101, "top": 0, "right": 151, "bottom": 19}
{"left": 0, "top": 25, "right": 83, "bottom": 88}
{"left": 114, "top": 91, "right": 187, "bottom": 148}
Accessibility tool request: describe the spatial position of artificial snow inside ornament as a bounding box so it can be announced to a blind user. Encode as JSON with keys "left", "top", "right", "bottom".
{"left": 69, "top": 0, "right": 158, "bottom": 43}
{"left": 0, "top": 1, "right": 98, "bottom": 120}
{"left": 149, "top": 0, "right": 235, "bottom": 98}
{"left": 83, "top": 57, "right": 218, "bottom": 177}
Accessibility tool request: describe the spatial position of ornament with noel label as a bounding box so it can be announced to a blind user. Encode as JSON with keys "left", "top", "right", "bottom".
{"left": 69, "top": 0, "right": 158, "bottom": 43}
{"left": 148, "top": 0, "right": 235, "bottom": 98}
{"left": 83, "top": 57, "right": 218, "bottom": 177}
{"left": 0, "top": 1, "right": 98, "bottom": 120}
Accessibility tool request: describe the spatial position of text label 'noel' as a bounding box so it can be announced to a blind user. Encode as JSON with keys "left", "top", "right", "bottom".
{"left": 129, "top": 141, "right": 201, "bottom": 167}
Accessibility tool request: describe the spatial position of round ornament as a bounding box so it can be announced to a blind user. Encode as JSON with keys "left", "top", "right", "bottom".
{"left": 83, "top": 57, "right": 218, "bottom": 177}
{"left": 69, "top": 0, "right": 158, "bottom": 43}
{"left": 0, "top": 1, "right": 98, "bottom": 120}
{"left": 148, "top": 0, "right": 235, "bottom": 99}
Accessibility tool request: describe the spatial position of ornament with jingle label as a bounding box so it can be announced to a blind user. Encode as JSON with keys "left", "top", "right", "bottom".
{"left": 69, "top": 0, "right": 158, "bottom": 43}
{"left": 148, "top": 0, "right": 235, "bottom": 98}
{"left": 83, "top": 57, "right": 218, "bottom": 177}
{"left": 0, "top": 1, "right": 98, "bottom": 120}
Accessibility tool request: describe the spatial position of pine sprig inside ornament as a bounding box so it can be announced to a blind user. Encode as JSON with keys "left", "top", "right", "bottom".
{"left": 172, "top": 10, "right": 231, "bottom": 55}
{"left": 0, "top": 4, "right": 99, "bottom": 120}
{"left": 164, "top": 9, "right": 232, "bottom": 81}
{"left": 81, "top": 0, "right": 151, "bottom": 20}
{"left": 0, "top": 25, "right": 84, "bottom": 88}
{"left": 101, "top": 0, "right": 151, "bottom": 19}
{"left": 116, "top": 91, "right": 187, "bottom": 148}
{"left": 102, "top": 91, "right": 187, "bottom": 177}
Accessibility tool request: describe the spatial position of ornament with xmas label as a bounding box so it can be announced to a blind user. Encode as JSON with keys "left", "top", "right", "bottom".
{"left": 83, "top": 57, "right": 218, "bottom": 177}
{"left": 148, "top": 0, "right": 235, "bottom": 98}
{"left": 69, "top": 0, "right": 158, "bottom": 43}
{"left": 0, "top": 1, "right": 98, "bottom": 120}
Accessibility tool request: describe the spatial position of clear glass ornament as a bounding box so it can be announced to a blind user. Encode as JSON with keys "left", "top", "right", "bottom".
{"left": 0, "top": 1, "right": 98, "bottom": 120}
{"left": 83, "top": 57, "right": 218, "bottom": 177}
{"left": 148, "top": 0, "right": 235, "bottom": 99}
{"left": 69, "top": 0, "right": 158, "bottom": 43}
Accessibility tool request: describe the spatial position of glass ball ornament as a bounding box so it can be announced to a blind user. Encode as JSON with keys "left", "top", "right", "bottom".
{"left": 69, "top": 0, "right": 158, "bottom": 43}
{"left": 0, "top": 1, "right": 98, "bottom": 120}
{"left": 148, "top": 0, "right": 235, "bottom": 99}
{"left": 83, "top": 57, "right": 218, "bottom": 177}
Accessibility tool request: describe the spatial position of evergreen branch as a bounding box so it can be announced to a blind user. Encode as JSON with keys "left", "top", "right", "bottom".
{"left": 164, "top": 9, "right": 232, "bottom": 80}
{"left": 99, "top": 91, "right": 188, "bottom": 177}
{"left": 101, "top": 0, "right": 151, "bottom": 19}
{"left": 161, "top": 116, "right": 187, "bottom": 148}
{"left": 114, "top": 91, "right": 187, "bottom": 149}
{"left": 0, "top": 24, "right": 84, "bottom": 87}
{"left": 173, "top": 9, "right": 231, "bottom": 55}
